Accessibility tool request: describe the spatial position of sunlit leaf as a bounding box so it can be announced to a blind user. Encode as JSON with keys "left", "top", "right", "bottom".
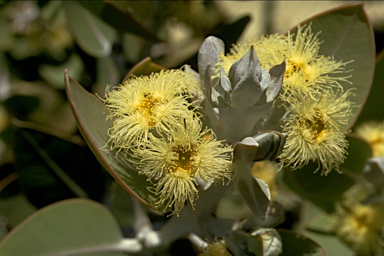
{"left": 298, "top": 2, "right": 375, "bottom": 129}
{"left": 0, "top": 199, "right": 140, "bottom": 255}
{"left": 64, "top": 70, "right": 157, "bottom": 209}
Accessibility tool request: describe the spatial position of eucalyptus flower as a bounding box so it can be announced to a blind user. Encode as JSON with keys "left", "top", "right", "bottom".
{"left": 133, "top": 116, "right": 232, "bottom": 215}
{"left": 335, "top": 203, "right": 384, "bottom": 256}
{"left": 217, "top": 25, "right": 352, "bottom": 99}
{"left": 334, "top": 185, "right": 384, "bottom": 256}
{"left": 356, "top": 121, "right": 384, "bottom": 157}
{"left": 104, "top": 69, "right": 200, "bottom": 152}
{"left": 279, "top": 89, "right": 354, "bottom": 175}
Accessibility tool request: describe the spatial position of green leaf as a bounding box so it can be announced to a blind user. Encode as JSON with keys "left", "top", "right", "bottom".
{"left": 0, "top": 194, "right": 36, "bottom": 229}
{"left": 354, "top": 51, "right": 384, "bottom": 127}
{"left": 3, "top": 95, "right": 39, "bottom": 117}
{"left": 304, "top": 231, "right": 353, "bottom": 256}
{"left": 122, "top": 57, "right": 166, "bottom": 82}
{"left": 77, "top": 1, "right": 161, "bottom": 42}
{"left": 64, "top": 1, "right": 116, "bottom": 58}
{"left": 109, "top": 181, "right": 136, "bottom": 228}
{"left": 298, "top": 2, "right": 375, "bottom": 129}
{"left": 14, "top": 122, "right": 106, "bottom": 208}
{"left": 95, "top": 56, "right": 120, "bottom": 96}
{"left": 64, "top": 70, "right": 157, "bottom": 209}
{"left": 282, "top": 133, "right": 372, "bottom": 213}
{"left": 39, "top": 54, "right": 84, "bottom": 89}
{"left": 0, "top": 199, "right": 140, "bottom": 255}
{"left": 278, "top": 229, "right": 324, "bottom": 256}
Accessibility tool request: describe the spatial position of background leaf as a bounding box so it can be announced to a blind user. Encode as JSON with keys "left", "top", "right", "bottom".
{"left": 78, "top": 1, "right": 161, "bottom": 42}
{"left": 301, "top": 202, "right": 354, "bottom": 256}
{"left": 298, "top": 2, "right": 375, "bottom": 129}
{"left": 122, "top": 57, "right": 166, "bottom": 82}
{"left": 353, "top": 50, "right": 384, "bottom": 127}
{"left": 14, "top": 122, "right": 106, "bottom": 208}
{"left": 0, "top": 199, "right": 138, "bottom": 255}
{"left": 64, "top": 1, "right": 116, "bottom": 58}
{"left": 65, "top": 70, "right": 157, "bottom": 209}
{"left": 278, "top": 229, "right": 324, "bottom": 256}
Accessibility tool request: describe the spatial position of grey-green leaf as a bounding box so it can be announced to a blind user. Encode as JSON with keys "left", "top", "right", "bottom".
{"left": 64, "top": 1, "right": 116, "bottom": 58}
{"left": 65, "top": 70, "right": 157, "bottom": 209}
{"left": 0, "top": 199, "right": 140, "bottom": 255}
{"left": 299, "top": 2, "right": 375, "bottom": 129}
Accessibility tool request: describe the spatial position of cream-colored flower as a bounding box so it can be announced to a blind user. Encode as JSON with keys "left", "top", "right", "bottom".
{"left": 279, "top": 89, "right": 354, "bottom": 175}
{"left": 335, "top": 204, "right": 384, "bottom": 256}
{"left": 133, "top": 117, "right": 233, "bottom": 215}
{"left": 104, "top": 69, "right": 200, "bottom": 151}
{"left": 356, "top": 121, "right": 384, "bottom": 157}
{"left": 216, "top": 25, "right": 351, "bottom": 98}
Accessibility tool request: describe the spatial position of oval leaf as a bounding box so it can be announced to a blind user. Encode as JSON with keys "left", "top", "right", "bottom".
{"left": 64, "top": 1, "right": 116, "bottom": 58}
{"left": 298, "top": 2, "right": 375, "bottom": 129}
{"left": 78, "top": 1, "right": 161, "bottom": 42}
{"left": 122, "top": 57, "right": 166, "bottom": 82}
{"left": 354, "top": 50, "right": 384, "bottom": 127}
{"left": 64, "top": 70, "right": 157, "bottom": 209}
{"left": 0, "top": 199, "right": 140, "bottom": 255}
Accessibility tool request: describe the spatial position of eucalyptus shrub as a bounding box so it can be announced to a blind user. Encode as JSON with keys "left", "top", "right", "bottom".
{"left": 0, "top": 2, "right": 382, "bottom": 256}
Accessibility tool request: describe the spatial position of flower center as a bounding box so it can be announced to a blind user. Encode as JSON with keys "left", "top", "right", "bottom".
{"left": 352, "top": 206, "right": 375, "bottom": 231}
{"left": 286, "top": 57, "right": 311, "bottom": 83}
{"left": 307, "top": 109, "right": 326, "bottom": 142}
{"left": 171, "top": 146, "right": 196, "bottom": 176}
{"left": 136, "top": 93, "right": 159, "bottom": 126}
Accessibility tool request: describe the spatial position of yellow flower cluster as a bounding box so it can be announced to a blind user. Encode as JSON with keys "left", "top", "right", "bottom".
{"left": 356, "top": 120, "right": 384, "bottom": 157}
{"left": 335, "top": 204, "right": 384, "bottom": 256}
{"left": 279, "top": 89, "right": 354, "bottom": 174}
{"left": 334, "top": 186, "right": 384, "bottom": 255}
{"left": 218, "top": 25, "right": 352, "bottom": 99}
{"left": 217, "top": 24, "right": 355, "bottom": 175}
{"left": 104, "top": 69, "right": 232, "bottom": 215}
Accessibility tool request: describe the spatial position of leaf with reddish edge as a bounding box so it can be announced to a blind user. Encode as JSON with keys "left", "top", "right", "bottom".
{"left": 64, "top": 70, "right": 157, "bottom": 210}
{"left": 78, "top": 0, "right": 161, "bottom": 42}
{"left": 295, "top": 2, "right": 375, "bottom": 130}
{"left": 122, "top": 57, "right": 166, "bottom": 82}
